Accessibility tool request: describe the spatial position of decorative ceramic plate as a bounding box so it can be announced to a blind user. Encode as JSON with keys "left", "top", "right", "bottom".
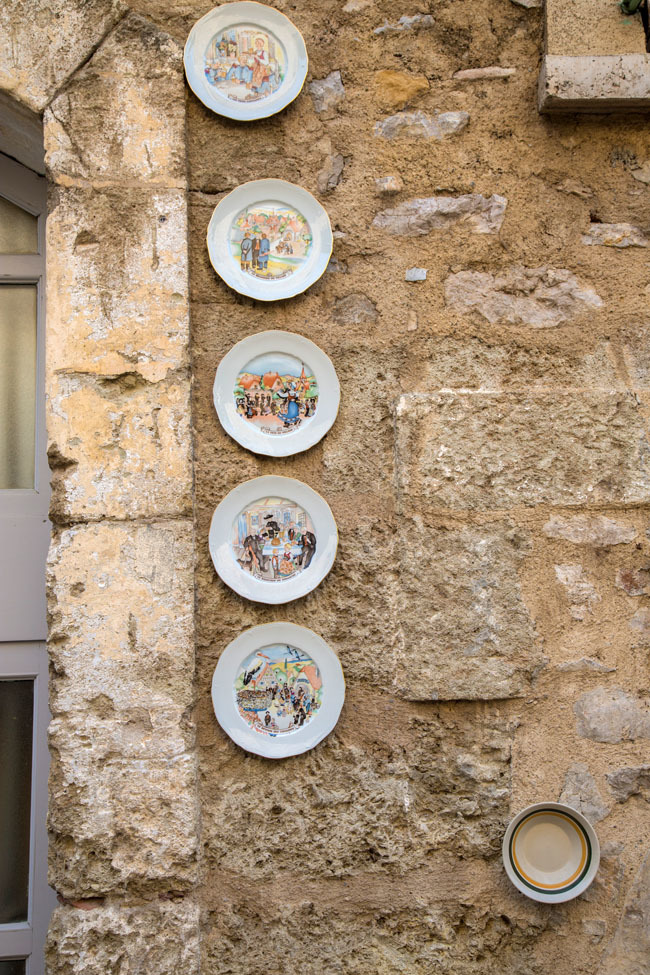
{"left": 209, "top": 475, "right": 337, "bottom": 603}
{"left": 184, "top": 1, "right": 308, "bottom": 121}
{"left": 211, "top": 622, "right": 345, "bottom": 758}
{"left": 207, "top": 179, "right": 333, "bottom": 301}
{"left": 214, "top": 330, "right": 340, "bottom": 456}
{"left": 502, "top": 803, "right": 600, "bottom": 903}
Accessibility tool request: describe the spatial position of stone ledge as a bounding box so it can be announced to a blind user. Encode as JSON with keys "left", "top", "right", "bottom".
{"left": 539, "top": 55, "right": 650, "bottom": 114}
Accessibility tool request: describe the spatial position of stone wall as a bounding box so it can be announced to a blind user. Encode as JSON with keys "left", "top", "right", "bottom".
{"left": 3, "top": 0, "right": 650, "bottom": 973}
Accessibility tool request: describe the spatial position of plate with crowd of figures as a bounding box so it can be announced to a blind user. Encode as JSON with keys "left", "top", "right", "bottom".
{"left": 184, "top": 1, "right": 308, "bottom": 121}
{"left": 211, "top": 622, "right": 345, "bottom": 757}
{"left": 214, "top": 330, "right": 340, "bottom": 456}
{"left": 502, "top": 802, "right": 600, "bottom": 903}
{"left": 206, "top": 179, "right": 333, "bottom": 301}
{"left": 209, "top": 475, "right": 337, "bottom": 603}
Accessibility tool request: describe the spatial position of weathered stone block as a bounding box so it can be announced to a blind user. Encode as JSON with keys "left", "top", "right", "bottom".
{"left": 45, "top": 14, "right": 186, "bottom": 186}
{"left": 539, "top": 55, "right": 650, "bottom": 114}
{"left": 543, "top": 515, "right": 637, "bottom": 546}
{"left": 574, "top": 687, "right": 650, "bottom": 743}
{"left": 582, "top": 223, "right": 648, "bottom": 248}
{"left": 374, "top": 14, "right": 435, "bottom": 34}
{"left": 373, "top": 194, "right": 506, "bottom": 235}
{"left": 46, "top": 901, "right": 200, "bottom": 975}
{"left": 47, "top": 521, "right": 195, "bottom": 714}
{"left": 48, "top": 372, "right": 192, "bottom": 521}
{"left": 309, "top": 71, "right": 345, "bottom": 114}
{"left": 0, "top": 0, "right": 126, "bottom": 112}
{"left": 444, "top": 266, "right": 602, "bottom": 327}
{"left": 606, "top": 764, "right": 650, "bottom": 802}
{"left": 394, "top": 392, "right": 650, "bottom": 510}
{"left": 393, "top": 519, "right": 540, "bottom": 700}
{"left": 46, "top": 186, "right": 189, "bottom": 382}
{"left": 373, "top": 110, "right": 469, "bottom": 140}
{"left": 558, "top": 763, "right": 610, "bottom": 823}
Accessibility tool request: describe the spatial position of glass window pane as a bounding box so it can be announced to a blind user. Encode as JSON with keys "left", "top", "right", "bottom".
{"left": 0, "top": 197, "right": 38, "bottom": 255}
{"left": 0, "top": 681, "right": 33, "bottom": 924}
{"left": 0, "top": 962, "right": 26, "bottom": 975}
{"left": 0, "top": 286, "right": 37, "bottom": 489}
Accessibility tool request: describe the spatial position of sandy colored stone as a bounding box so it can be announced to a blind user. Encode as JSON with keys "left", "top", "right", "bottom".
{"left": 539, "top": 55, "right": 650, "bottom": 113}
{"left": 582, "top": 223, "right": 648, "bottom": 248}
{"left": 558, "top": 763, "right": 610, "bottom": 823}
{"left": 373, "top": 110, "right": 470, "bottom": 140}
{"left": 46, "top": 901, "right": 200, "bottom": 975}
{"left": 374, "top": 69, "right": 429, "bottom": 110}
{"left": 48, "top": 372, "right": 192, "bottom": 521}
{"left": 574, "top": 687, "right": 650, "bottom": 743}
{"left": 597, "top": 852, "right": 650, "bottom": 974}
{"left": 44, "top": 13, "right": 186, "bottom": 186}
{"left": 444, "top": 266, "right": 603, "bottom": 327}
{"left": 393, "top": 520, "right": 540, "bottom": 700}
{"left": 317, "top": 152, "right": 345, "bottom": 194}
{"left": 621, "top": 324, "right": 650, "bottom": 388}
{"left": 394, "top": 392, "right": 650, "bottom": 510}
{"left": 631, "top": 161, "right": 650, "bottom": 184}
{"left": 374, "top": 174, "right": 403, "bottom": 194}
{"left": 373, "top": 194, "right": 506, "bottom": 235}
{"left": 557, "top": 658, "right": 616, "bottom": 674}
{"left": 0, "top": 0, "right": 126, "bottom": 112}
{"left": 543, "top": 515, "right": 637, "bottom": 546}
{"left": 374, "top": 14, "right": 435, "bottom": 34}
{"left": 453, "top": 66, "right": 516, "bottom": 80}
{"left": 628, "top": 607, "right": 650, "bottom": 641}
{"left": 546, "top": 0, "right": 647, "bottom": 56}
{"left": 554, "top": 564, "right": 600, "bottom": 620}
{"left": 331, "top": 292, "right": 377, "bottom": 325}
{"left": 47, "top": 186, "right": 189, "bottom": 382}
{"left": 606, "top": 765, "right": 650, "bottom": 802}
{"left": 309, "top": 70, "right": 345, "bottom": 114}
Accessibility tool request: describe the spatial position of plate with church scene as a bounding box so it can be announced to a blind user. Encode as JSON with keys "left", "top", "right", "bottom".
{"left": 214, "top": 330, "right": 340, "bottom": 456}
{"left": 206, "top": 179, "right": 333, "bottom": 301}
{"left": 184, "top": 1, "right": 308, "bottom": 121}
{"left": 211, "top": 622, "right": 345, "bottom": 758}
{"left": 502, "top": 803, "right": 600, "bottom": 903}
{"left": 209, "top": 475, "right": 338, "bottom": 603}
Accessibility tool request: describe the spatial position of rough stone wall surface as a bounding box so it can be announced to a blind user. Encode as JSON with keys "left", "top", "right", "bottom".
{"left": 3, "top": 0, "right": 650, "bottom": 974}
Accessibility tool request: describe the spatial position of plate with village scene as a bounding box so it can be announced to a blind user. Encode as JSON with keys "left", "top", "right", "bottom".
{"left": 211, "top": 622, "right": 345, "bottom": 758}
{"left": 209, "top": 475, "right": 338, "bottom": 603}
{"left": 184, "top": 1, "right": 308, "bottom": 121}
{"left": 214, "top": 330, "right": 340, "bottom": 456}
{"left": 206, "top": 179, "right": 333, "bottom": 301}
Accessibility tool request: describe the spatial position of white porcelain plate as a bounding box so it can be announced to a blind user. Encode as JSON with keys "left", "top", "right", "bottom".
{"left": 184, "top": 1, "right": 308, "bottom": 121}
{"left": 209, "top": 475, "right": 337, "bottom": 603}
{"left": 212, "top": 622, "right": 345, "bottom": 758}
{"left": 207, "top": 179, "right": 333, "bottom": 301}
{"left": 502, "top": 803, "right": 600, "bottom": 903}
{"left": 214, "top": 330, "right": 340, "bottom": 457}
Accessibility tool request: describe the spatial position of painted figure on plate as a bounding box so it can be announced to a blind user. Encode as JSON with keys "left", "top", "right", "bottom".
{"left": 204, "top": 27, "right": 285, "bottom": 102}
{"left": 230, "top": 202, "right": 312, "bottom": 280}
{"left": 232, "top": 497, "right": 316, "bottom": 582}
{"left": 234, "top": 351, "right": 318, "bottom": 436}
{"left": 235, "top": 644, "right": 323, "bottom": 736}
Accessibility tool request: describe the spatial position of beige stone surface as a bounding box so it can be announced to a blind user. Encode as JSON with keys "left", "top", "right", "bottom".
{"left": 44, "top": 13, "right": 186, "bottom": 187}
{"left": 539, "top": 55, "right": 650, "bottom": 113}
{"left": 546, "top": 0, "right": 647, "bottom": 56}
{"left": 0, "top": 0, "right": 127, "bottom": 112}
{"left": 395, "top": 392, "right": 650, "bottom": 510}
{"left": 597, "top": 851, "right": 650, "bottom": 974}
{"left": 46, "top": 901, "right": 200, "bottom": 975}
{"left": 373, "top": 69, "right": 429, "bottom": 110}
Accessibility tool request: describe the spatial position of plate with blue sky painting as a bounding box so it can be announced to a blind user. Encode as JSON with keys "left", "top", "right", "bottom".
{"left": 209, "top": 475, "right": 338, "bottom": 603}
{"left": 184, "top": 1, "right": 308, "bottom": 121}
{"left": 206, "top": 179, "right": 333, "bottom": 301}
{"left": 214, "top": 330, "right": 340, "bottom": 457}
{"left": 211, "top": 622, "right": 345, "bottom": 758}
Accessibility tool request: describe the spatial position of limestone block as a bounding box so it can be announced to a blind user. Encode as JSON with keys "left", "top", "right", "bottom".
{"left": 203, "top": 709, "right": 514, "bottom": 881}
{"left": 597, "top": 852, "right": 650, "bottom": 974}
{"left": 309, "top": 71, "right": 345, "bottom": 115}
{"left": 49, "top": 718, "right": 198, "bottom": 896}
{"left": 582, "top": 223, "right": 648, "bottom": 248}
{"left": 373, "top": 110, "right": 469, "bottom": 140}
{"left": 558, "top": 763, "right": 610, "bottom": 823}
{"left": 393, "top": 519, "right": 540, "bottom": 700}
{"left": 44, "top": 14, "right": 186, "bottom": 186}
{"left": 374, "top": 15, "right": 435, "bottom": 34}
{"left": 574, "top": 687, "right": 650, "bottom": 743}
{"left": 394, "top": 392, "right": 650, "bottom": 510}
{"left": 47, "top": 186, "right": 189, "bottom": 382}
{"left": 48, "top": 370, "right": 192, "bottom": 522}
{"left": 0, "top": 0, "right": 126, "bottom": 113}
{"left": 47, "top": 521, "right": 195, "bottom": 714}
{"left": 373, "top": 194, "right": 506, "bottom": 236}
{"left": 46, "top": 901, "right": 200, "bottom": 975}
{"left": 543, "top": 515, "right": 637, "bottom": 546}
{"left": 444, "top": 266, "right": 603, "bottom": 327}
{"left": 545, "top": 0, "right": 647, "bottom": 56}
{"left": 606, "top": 765, "right": 650, "bottom": 802}
{"left": 539, "top": 55, "right": 650, "bottom": 114}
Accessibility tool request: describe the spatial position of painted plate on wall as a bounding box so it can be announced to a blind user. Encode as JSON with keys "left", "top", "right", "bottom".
{"left": 214, "top": 330, "right": 340, "bottom": 456}
{"left": 502, "top": 803, "right": 600, "bottom": 903}
{"left": 184, "top": 1, "right": 308, "bottom": 121}
{"left": 209, "top": 475, "right": 337, "bottom": 603}
{"left": 207, "top": 179, "right": 333, "bottom": 301}
{"left": 211, "top": 622, "right": 345, "bottom": 758}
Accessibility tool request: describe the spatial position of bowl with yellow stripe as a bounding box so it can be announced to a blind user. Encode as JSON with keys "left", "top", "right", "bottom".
{"left": 502, "top": 803, "right": 600, "bottom": 903}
